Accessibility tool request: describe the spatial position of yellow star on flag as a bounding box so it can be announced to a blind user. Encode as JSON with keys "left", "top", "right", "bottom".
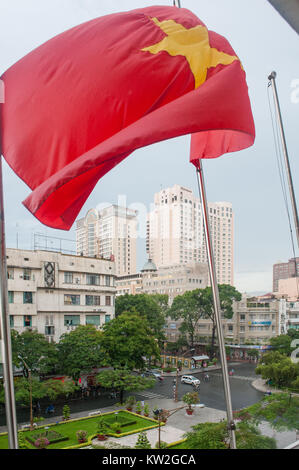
{"left": 142, "top": 18, "right": 240, "bottom": 89}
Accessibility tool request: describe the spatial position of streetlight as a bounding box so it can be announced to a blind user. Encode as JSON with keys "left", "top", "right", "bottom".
{"left": 18, "top": 355, "right": 45, "bottom": 431}
{"left": 18, "top": 355, "right": 34, "bottom": 431}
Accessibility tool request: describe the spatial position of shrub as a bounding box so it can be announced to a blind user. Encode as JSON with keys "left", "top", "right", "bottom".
{"left": 34, "top": 437, "right": 50, "bottom": 449}
{"left": 135, "top": 401, "right": 142, "bottom": 413}
{"left": 97, "top": 419, "right": 109, "bottom": 436}
{"left": 62, "top": 404, "right": 70, "bottom": 420}
{"left": 76, "top": 430, "right": 88, "bottom": 442}
{"left": 155, "top": 441, "right": 168, "bottom": 448}
{"left": 125, "top": 396, "right": 136, "bottom": 409}
{"left": 135, "top": 431, "right": 151, "bottom": 449}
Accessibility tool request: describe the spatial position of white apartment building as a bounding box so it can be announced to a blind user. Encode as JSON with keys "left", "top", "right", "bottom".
{"left": 76, "top": 205, "right": 138, "bottom": 276}
{"left": 146, "top": 184, "right": 233, "bottom": 285}
{"left": 7, "top": 248, "right": 116, "bottom": 343}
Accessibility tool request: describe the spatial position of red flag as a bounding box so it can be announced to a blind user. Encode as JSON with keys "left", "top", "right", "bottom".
{"left": 0, "top": 6, "right": 255, "bottom": 230}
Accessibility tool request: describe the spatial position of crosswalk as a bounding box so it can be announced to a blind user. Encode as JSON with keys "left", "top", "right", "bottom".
{"left": 210, "top": 373, "right": 255, "bottom": 382}
{"left": 135, "top": 391, "right": 168, "bottom": 400}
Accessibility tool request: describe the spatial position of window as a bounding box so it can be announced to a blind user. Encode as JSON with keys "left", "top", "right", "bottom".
{"left": 23, "top": 292, "right": 33, "bottom": 304}
{"left": 8, "top": 291, "right": 14, "bottom": 303}
{"left": 45, "top": 326, "right": 55, "bottom": 335}
{"left": 105, "top": 275, "right": 110, "bottom": 286}
{"left": 64, "top": 272, "right": 73, "bottom": 283}
{"left": 64, "top": 294, "right": 80, "bottom": 305}
{"left": 86, "top": 274, "right": 100, "bottom": 285}
{"left": 7, "top": 268, "right": 14, "bottom": 280}
{"left": 24, "top": 315, "right": 32, "bottom": 327}
{"left": 23, "top": 268, "right": 31, "bottom": 280}
{"left": 64, "top": 315, "right": 80, "bottom": 326}
{"left": 9, "top": 316, "right": 14, "bottom": 328}
{"left": 105, "top": 296, "right": 111, "bottom": 306}
{"left": 85, "top": 295, "right": 101, "bottom": 306}
{"left": 105, "top": 315, "right": 111, "bottom": 323}
{"left": 86, "top": 315, "right": 100, "bottom": 326}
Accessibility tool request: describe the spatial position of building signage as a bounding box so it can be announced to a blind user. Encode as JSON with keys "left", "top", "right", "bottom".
{"left": 248, "top": 321, "right": 272, "bottom": 326}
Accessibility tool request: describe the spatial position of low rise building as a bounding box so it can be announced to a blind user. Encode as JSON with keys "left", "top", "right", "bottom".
{"left": 7, "top": 248, "right": 116, "bottom": 343}
{"left": 115, "top": 260, "right": 209, "bottom": 304}
{"left": 164, "top": 295, "right": 298, "bottom": 354}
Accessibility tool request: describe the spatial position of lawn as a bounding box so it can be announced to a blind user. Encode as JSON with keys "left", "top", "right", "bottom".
{"left": 0, "top": 411, "right": 159, "bottom": 449}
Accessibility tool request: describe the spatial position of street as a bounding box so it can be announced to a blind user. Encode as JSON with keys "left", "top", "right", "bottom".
{"left": 0, "top": 362, "right": 263, "bottom": 427}
{"left": 135, "top": 362, "right": 263, "bottom": 411}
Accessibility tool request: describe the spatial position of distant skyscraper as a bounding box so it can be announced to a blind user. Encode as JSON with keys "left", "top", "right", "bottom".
{"left": 76, "top": 205, "right": 138, "bottom": 276}
{"left": 146, "top": 184, "right": 234, "bottom": 285}
{"left": 273, "top": 257, "right": 299, "bottom": 292}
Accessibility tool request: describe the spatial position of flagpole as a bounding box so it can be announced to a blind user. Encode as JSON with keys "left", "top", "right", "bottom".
{"left": 172, "top": 0, "right": 236, "bottom": 448}
{"left": 268, "top": 71, "right": 299, "bottom": 248}
{"left": 0, "top": 155, "right": 19, "bottom": 449}
{"left": 196, "top": 162, "right": 237, "bottom": 449}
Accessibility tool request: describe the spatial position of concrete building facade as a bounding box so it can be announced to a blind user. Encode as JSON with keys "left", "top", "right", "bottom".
{"left": 76, "top": 205, "right": 138, "bottom": 276}
{"left": 163, "top": 296, "right": 299, "bottom": 346}
{"left": 273, "top": 257, "right": 299, "bottom": 292}
{"left": 116, "top": 260, "right": 209, "bottom": 304}
{"left": 7, "top": 248, "right": 116, "bottom": 343}
{"left": 146, "top": 184, "right": 234, "bottom": 285}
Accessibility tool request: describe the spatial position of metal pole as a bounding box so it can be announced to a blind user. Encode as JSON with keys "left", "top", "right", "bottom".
{"left": 196, "top": 161, "right": 236, "bottom": 449}
{"left": 268, "top": 71, "right": 299, "bottom": 248}
{"left": 0, "top": 156, "right": 19, "bottom": 448}
{"left": 173, "top": 0, "right": 182, "bottom": 7}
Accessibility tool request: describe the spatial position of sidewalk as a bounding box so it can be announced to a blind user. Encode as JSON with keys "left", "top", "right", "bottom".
{"left": 252, "top": 378, "right": 299, "bottom": 397}
{"left": 0, "top": 397, "right": 225, "bottom": 435}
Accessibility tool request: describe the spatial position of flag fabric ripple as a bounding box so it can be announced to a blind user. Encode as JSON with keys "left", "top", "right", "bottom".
{"left": 0, "top": 6, "right": 255, "bottom": 230}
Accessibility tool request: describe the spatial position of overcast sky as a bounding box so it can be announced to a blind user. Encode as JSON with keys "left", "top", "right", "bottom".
{"left": 0, "top": 0, "right": 298, "bottom": 294}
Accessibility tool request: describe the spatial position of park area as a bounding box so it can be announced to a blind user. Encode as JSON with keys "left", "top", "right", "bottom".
{"left": 0, "top": 410, "right": 160, "bottom": 449}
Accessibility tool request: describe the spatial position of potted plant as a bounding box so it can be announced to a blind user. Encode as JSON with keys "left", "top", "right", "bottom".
{"left": 125, "top": 396, "right": 136, "bottom": 412}
{"left": 76, "top": 430, "right": 88, "bottom": 443}
{"left": 143, "top": 403, "right": 149, "bottom": 417}
{"left": 160, "top": 409, "right": 169, "bottom": 423}
{"left": 182, "top": 391, "right": 200, "bottom": 415}
{"left": 135, "top": 401, "right": 142, "bottom": 414}
{"left": 34, "top": 437, "right": 50, "bottom": 449}
{"left": 97, "top": 419, "right": 109, "bottom": 441}
{"left": 62, "top": 404, "right": 70, "bottom": 421}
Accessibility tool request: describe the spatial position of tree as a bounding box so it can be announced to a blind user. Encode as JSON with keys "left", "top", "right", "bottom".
{"left": 169, "top": 285, "right": 241, "bottom": 353}
{"left": 183, "top": 420, "right": 276, "bottom": 449}
{"left": 11, "top": 329, "right": 58, "bottom": 375}
{"left": 240, "top": 393, "right": 299, "bottom": 432}
{"left": 100, "top": 310, "right": 160, "bottom": 370}
{"left": 255, "top": 352, "right": 299, "bottom": 391}
{"left": 57, "top": 325, "right": 105, "bottom": 380}
{"left": 168, "top": 290, "right": 204, "bottom": 349}
{"left": 269, "top": 334, "right": 293, "bottom": 356}
{"left": 135, "top": 431, "right": 151, "bottom": 449}
{"left": 287, "top": 329, "right": 299, "bottom": 340}
{"left": 0, "top": 377, "right": 77, "bottom": 412}
{"left": 199, "top": 285, "right": 241, "bottom": 355}
{"left": 96, "top": 369, "right": 155, "bottom": 405}
{"left": 115, "top": 294, "right": 166, "bottom": 342}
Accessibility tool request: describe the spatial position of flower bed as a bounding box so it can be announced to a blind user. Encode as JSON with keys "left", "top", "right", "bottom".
{"left": 0, "top": 410, "right": 160, "bottom": 450}
{"left": 26, "top": 429, "right": 68, "bottom": 446}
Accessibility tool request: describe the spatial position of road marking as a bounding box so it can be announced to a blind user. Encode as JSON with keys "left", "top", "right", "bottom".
{"left": 210, "top": 373, "right": 255, "bottom": 381}
{"left": 136, "top": 391, "right": 167, "bottom": 399}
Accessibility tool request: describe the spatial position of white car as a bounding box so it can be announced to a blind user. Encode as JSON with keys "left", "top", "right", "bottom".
{"left": 181, "top": 375, "right": 200, "bottom": 386}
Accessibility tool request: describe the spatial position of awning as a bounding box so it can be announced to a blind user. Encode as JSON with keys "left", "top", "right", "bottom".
{"left": 191, "top": 355, "right": 209, "bottom": 361}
